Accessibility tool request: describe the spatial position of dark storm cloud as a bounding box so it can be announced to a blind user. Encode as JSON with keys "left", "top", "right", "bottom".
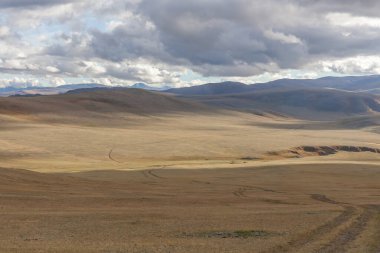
{"left": 0, "top": 0, "right": 75, "bottom": 8}
{"left": 82, "top": 0, "right": 313, "bottom": 76}
{"left": 298, "top": 0, "right": 380, "bottom": 17}
{"left": 91, "top": 24, "right": 164, "bottom": 62}
{"left": 136, "top": 0, "right": 380, "bottom": 76}
{"left": 2, "top": 0, "right": 380, "bottom": 84}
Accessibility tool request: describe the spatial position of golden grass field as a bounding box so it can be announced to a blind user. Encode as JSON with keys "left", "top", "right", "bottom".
{"left": 0, "top": 90, "right": 380, "bottom": 252}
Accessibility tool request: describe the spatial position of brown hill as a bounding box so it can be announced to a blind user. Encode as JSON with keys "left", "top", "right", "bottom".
{"left": 187, "top": 88, "right": 380, "bottom": 120}
{"left": 0, "top": 88, "right": 213, "bottom": 125}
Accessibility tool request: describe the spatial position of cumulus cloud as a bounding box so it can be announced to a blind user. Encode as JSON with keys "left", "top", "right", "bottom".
{"left": 1, "top": 0, "right": 380, "bottom": 86}
{"left": 0, "top": 77, "right": 40, "bottom": 88}
{"left": 320, "top": 56, "right": 380, "bottom": 74}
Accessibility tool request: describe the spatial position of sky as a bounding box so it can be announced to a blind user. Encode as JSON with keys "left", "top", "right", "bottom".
{"left": 1, "top": 0, "right": 380, "bottom": 88}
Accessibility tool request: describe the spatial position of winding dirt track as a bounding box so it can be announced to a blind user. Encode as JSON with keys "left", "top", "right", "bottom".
{"left": 108, "top": 148, "right": 122, "bottom": 163}
{"left": 1, "top": 163, "right": 380, "bottom": 252}
{"left": 149, "top": 168, "right": 380, "bottom": 252}
{"left": 147, "top": 169, "right": 165, "bottom": 179}
{"left": 141, "top": 168, "right": 166, "bottom": 179}
{"left": 315, "top": 205, "right": 380, "bottom": 253}
{"left": 263, "top": 194, "right": 380, "bottom": 253}
{"left": 115, "top": 165, "right": 380, "bottom": 253}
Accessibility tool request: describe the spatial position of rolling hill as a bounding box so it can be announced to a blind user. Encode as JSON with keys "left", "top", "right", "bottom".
{"left": 165, "top": 75, "right": 380, "bottom": 96}
{"left": 165, "top": 81, "right": 251, "bottom": 95}
{"left": 0, "top": 83, "right": 107, "bottom": 97}
{"left": 130, "top": 83, "right": 171, "bottom": 91}
{"left": 0, "top": 80, "right": 379, "bottom": 124}
{"left": 186, "top": 88, "right": 380, "bottom": 120}
{"left": 0, "top": 88, "right": 213, "bottom": 125}
{"left": 0, "top": 82, "right": 171, "bottom": 97}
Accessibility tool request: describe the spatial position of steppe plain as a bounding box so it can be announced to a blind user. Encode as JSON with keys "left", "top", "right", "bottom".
{"left": 0, "top": 89, "right": 379, "bottom": 252}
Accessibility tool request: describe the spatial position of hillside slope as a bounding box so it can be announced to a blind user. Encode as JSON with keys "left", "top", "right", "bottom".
{"left": 187, "top": 88, "right": 380, "bottom": 120}
{"left": 165, "top": 75, "right": 380, "bottom": 96}
{"left": 0, "top": 88, "right": 213, "bottom": 125}
{"left": 165, "top": 81, "right": 251, "bottom": 95}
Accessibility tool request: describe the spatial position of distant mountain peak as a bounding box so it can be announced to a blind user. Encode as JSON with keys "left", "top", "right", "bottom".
{"left": 165, "top": 81, "right": 249, "bottom": 95}
{"left": 130, "top": 83, "right": 171, "bottom": 91}
{"left": 130, "top": 83, "right": 151, "bottom": 89}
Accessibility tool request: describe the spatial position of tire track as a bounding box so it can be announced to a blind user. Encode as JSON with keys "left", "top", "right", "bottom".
{"left": 233, "top": 187, "right": 249, "bottom": 198}
{"left": 191, "top": 180, "right": 211, "bottom": 185}
{"left": 232, "top": 185, "right": 283, "bottom": 198}
{"left": 314, "top": 205, "right": 380, "bottom": 253}
{"left": 263, "top": 194, "right": 357, "bottom": 253}
{"left": 141, "top": 170, "right": 149, "bottom": 178}
{"left": 147, "top": 169, "right": 165, "bottom": 179}
{"left": 108, "top": 148, "right": 122, "bottom": 163}
{"left": 190, "top": 179, "right": 282, "bottom": 198}
{"left": 141, "top": 169, "right": 166, "bottom": 179}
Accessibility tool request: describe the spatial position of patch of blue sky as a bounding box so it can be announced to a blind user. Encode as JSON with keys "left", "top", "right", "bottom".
{"left": 180, "top": 70, "right": 221, "bottom": 84}
{"left": 81, "top": 14, "right": 108, "bottom": 31}
{"left": 21, "top": 23, "right": 71, "bottom": 47}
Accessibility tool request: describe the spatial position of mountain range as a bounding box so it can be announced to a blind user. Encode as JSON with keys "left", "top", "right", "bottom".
{"left": 165, "top": 75, "right": 380, "bottom": 96}
{"left": 0, "top": 83, "right": 169, "bottom": 97}
{"left": 1, "top": 75, "right": 380, "bottom": 121}
{"left": 3, "top": 75, "right": 380, "bottom": 97}
{"left": 163, "top": 75, "right": 380, "bottom": 120}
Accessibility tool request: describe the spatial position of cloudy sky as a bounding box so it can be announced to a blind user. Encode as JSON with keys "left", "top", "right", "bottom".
{"left": 1, "top": 0, "right": 380, "bottom": 88}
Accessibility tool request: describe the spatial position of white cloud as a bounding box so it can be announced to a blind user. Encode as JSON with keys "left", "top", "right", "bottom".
{"left": 0, "top": 77, "right": 40, "bottom": 88}
{"left": 320, "top": 56, "right": 380, "bottom": 74}
{"left": 46, "top": 66, "right": 60, "bottom": 73}
{"left": 0, "top": 26, "right": 10, "bottom": 38}
{"left": 50, "top": 77, "right": 66, "bottom": 86}
{"left": 327, "top": 12, "right": 380, "bottom": 28}
{"left": 1, "top": 0, "right": 380, "bottom": 87}
{"left": 264, "top": 30, "right": 303, "bottom": 44}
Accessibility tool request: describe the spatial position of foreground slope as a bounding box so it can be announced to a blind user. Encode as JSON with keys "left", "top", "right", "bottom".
{"left": 1, "top": 164, "right": 380, "bottom": 253}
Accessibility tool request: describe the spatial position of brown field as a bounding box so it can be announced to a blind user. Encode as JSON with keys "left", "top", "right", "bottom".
{"left": 0, "top": 89, "right": 380, "bottom": 252}
{"left": 1, "top": 163, "right": 380, "bottom": 253}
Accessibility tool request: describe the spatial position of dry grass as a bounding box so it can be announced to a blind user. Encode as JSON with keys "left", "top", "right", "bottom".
{"left": 0, "top": 91, "right": 379, "bottom": 252}
{"left": 0, "top": 164, "right": 380, "bottom": 252}
{"left": 0, "top": 111, "right": 379, "bottom": 172}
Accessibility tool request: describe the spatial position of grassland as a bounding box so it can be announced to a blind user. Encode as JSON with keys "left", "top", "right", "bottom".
{"left": 1, "top": 163, "right": 380, "bottom": 252}
{"left": 0, "top": 90, "right": 379, "bottom": 252}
